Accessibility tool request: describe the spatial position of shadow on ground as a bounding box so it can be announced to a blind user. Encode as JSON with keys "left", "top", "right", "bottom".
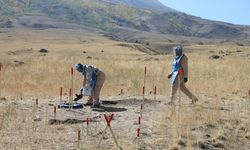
{"left": 92, "top": 105, "right": 127, "bottom": 112}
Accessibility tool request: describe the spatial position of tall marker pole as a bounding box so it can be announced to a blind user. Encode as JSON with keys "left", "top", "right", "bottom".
{"left": 143, "top": 66, "right": 147, "bottom": 101}
{"left": 54, "top": 105, "right": 57, "bottom": 119}
{"left": 141, "top": 66, "right": 147, "bottom": 118}
{"left": 133, "top": 115, "right": 141, "bottom": 147}
{"left": 34, "top": 98, "right": 39, "bottom": 118}
{"left": 0, "top": 64, "right": 2, "bottom": 98}
{"left": 120, "top": 89, "right": 123, "bottom": 98}
{"left": 140, "top": 86, "right": 145, "bottom": 118}
{"left": 35, "top": 98, "right": 39, "bottom": 108}
{"left": 60, "top": 87, "right": 63, "bottom": 105}
{"left": 248, "top": 90, "right": 250, "bottom": 124}
{"left": 71, "top": 67, "right": 74, "bottom": 107}
{"left": 77, "top": 130, "right": 81, "bottom": 148}
{"left": 154, "top": 86, "right": 157, "bottom": 101}
{"left": 248, "top": 90, "right": 250, "bottom": 103}
{"left": 69, "top": 88, "right": 72, "bottom": 110}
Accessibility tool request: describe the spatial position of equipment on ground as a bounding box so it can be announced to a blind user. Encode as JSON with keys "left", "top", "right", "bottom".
{"left": 58, "top": 102, "right": 83, "bottom": 109}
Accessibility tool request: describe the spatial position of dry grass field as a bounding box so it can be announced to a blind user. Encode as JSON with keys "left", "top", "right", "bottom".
{"left": 0, "top": 28, "right": 250, "bottom": 149}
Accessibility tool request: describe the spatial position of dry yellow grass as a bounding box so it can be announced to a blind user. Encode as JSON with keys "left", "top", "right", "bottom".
{"left": 1, "top": 29, "right": 250, "bottom": 149}
{"left": 1, "top": 29, "right": 250, "bottom": 99}
{"left": 1, "top": 47, "right": 250, "bottom": 99}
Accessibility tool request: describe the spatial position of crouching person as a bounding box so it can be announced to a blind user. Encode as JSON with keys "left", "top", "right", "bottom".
{"left": 75, "top": 63, "right": 106, "bottom": 107}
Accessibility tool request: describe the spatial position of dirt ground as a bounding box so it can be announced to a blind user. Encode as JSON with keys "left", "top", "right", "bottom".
{"left": 0, "top": 93, "right": 250, "bottom": 150}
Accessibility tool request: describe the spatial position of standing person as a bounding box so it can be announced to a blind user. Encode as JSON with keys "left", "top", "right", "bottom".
{"left": 74, "top": 63, "right": 106, "bottom": 107}
{"left": 167, "top": 46, "right": 198, "bottom": 105}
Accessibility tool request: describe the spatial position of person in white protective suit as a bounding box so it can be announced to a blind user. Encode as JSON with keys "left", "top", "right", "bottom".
{"left": 167, "top": 46, "right": 198, "bottom": 105}
{"left": 75, "top": 63, "right": 106, "bottom": 107}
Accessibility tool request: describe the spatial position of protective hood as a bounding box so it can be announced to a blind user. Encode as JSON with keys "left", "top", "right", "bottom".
{"left": 173, "top": 46, "right": 183, "bottom": 57}
{"left": 75, "top": 63, "right": 85, "bottom": 72}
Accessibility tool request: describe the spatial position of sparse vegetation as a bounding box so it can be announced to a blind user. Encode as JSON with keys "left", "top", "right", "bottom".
{"left": 0, "top": 0, "right": 250, "bottom": 149}
{"left": 0, "top": 28, "right": 250, "bottom": 149}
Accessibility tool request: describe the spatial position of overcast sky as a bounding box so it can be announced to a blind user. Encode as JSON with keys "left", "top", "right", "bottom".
{"left": 159, "top": 0, "right": 250, "bottom": 25}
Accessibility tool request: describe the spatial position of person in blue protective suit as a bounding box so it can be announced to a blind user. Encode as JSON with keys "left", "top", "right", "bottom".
{"left": 167, "top": 46, "right": 198, "bottom": 105}
{"left": 75, "top": 63, "right": 106, "bottom": 107}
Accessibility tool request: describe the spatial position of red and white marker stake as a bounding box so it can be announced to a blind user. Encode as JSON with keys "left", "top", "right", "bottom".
{"left": 248, "top": 90, "right": 250, "bottom": 102}
{"left": 71, "top": 67, "right": 74, "bottom": 104}
{"left": 142, "top": 86, "right": 145, "bottom": 101}
{"left": 97, "top": 114, "right": 119, "bottom": 148}
{"left": 86, "top": 117, "right": 89, "bottom": 126}
{"left": 83, "top": 114, "right": 101, "bottom": 137}
{"left": 60, "top": 87, "right": 63, "bottom": 104}
{"left": 69, "top": 88, "right": 72, "bottom": 109}
{"left": 141, "top": 66, "right": 147, "bottom": 118}
{"left": 137, "top": 128, "right": 140, "bottom": 137}
{"left": 138, "top": 67, "right": 146, "bottom": 140}
{"left": 86, "top": 117, "right": 89, "bottom": 135}
{"left": 54, "top": 106, "right": 57, "bottom": 119}
{"left": 77, "top": 130, "right": 81, "bottom": 148}
{"left": 34, "top": 98, "right": 39, "bottom": 115}
{"left": 143, "top": 66, "right": 147, "bottom": 97}
{"left": 141, "top": 86, "right": 145, "bottom": 118}
{"left": 138, "top": 115, "right": 141, "bottom": 127}
{"left": 135, "top": 115, "right": 141, "bottom": 143}
{"left": 154, "top": 86, "right": 157, "bottom": 101}
{"left": 120, "top": 89, "right": 123, "bottom": 98}
{"left": 138, "top": 115, "right": 141, "bottom": 137}
{"left": 69, "top": 88, "right": 72, "bottom": 99}
{"left": 35, "top": 98, "right": 38, "bottom": 108}
{"left": 144, "top": 66, "right": 147, "bottom": 87}
{"left": 0, "top": 64, "right": 2, "bottom": 98}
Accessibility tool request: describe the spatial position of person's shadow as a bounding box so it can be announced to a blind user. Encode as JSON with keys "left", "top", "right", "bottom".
{"left": 92, "top": 105, "right": 127, "bottom": 112}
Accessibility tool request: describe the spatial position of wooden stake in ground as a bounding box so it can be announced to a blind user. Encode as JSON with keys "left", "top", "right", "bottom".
{"left": 140, "top": 86, "right": 145, "bottom": 118}
{"left": 120, "top": 89, "right": 123, "bottom": 98}
{"left": 137, "top": 115, "right": 141, "bottom": 137}
{"left": 248, "top": 90, "right": 250, "bottom": 123}
{"left": 70, "top": 67, "right": 74, "bottom": 108}
{"left": 60, "top": 87, "right": 63, "bottom": 104}
{"left": 85, "top": 117, "right": 90, "bottom": 148}
{"left": 33, "top": 98, "right": 39, "bottom": 120}
{"left": 141, "top": 66, "right": 147, "bottom": 118}
{"left": 143, "top": 66, "right": 147, "bottom": 100}
{"left": 71, "top": 67, "right": 74, "bottom": 100}
{"left": 77, "top": 130, "right": 81, "bottom": 148}
{"left": 54, "top": 106, "right": 57, "bottom": 119}
{"left": 248, "top": 90, "right": 250, "bottom": 102}
{"left": 86, "top": 117, "right": 89, "bottom": 136}
{"left": 35, "top": 98, "right": 38, "bottom": 108}
{"left": 69, "top": 88, "right": 72, "bottom": 110}
{"left": 133, "top": 115, "right": 141, "bottom": 147}
{"left": 154, "top": 86, "right": 157, "bottom": 101}
{"left": 97, "top": 114, "right": 120, "bottom": 149}
{"left": 0, "top": 64, "right": 2, "bottom": 98}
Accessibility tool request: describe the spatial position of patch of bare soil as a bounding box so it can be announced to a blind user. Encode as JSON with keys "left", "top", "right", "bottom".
{"left": 0, "top": 95, "right": 250, "bottom": 149}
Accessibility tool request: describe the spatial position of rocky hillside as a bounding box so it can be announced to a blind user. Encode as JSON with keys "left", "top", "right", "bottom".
{"left": 0, "top": 0, "right": 249, "bottom": 40}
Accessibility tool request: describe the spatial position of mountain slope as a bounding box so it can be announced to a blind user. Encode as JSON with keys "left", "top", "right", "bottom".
{"left": 0, "top": 0, "right": 249, "bottom": 40}
{"left": 148, "top": 12, "right": 249, "bottom": 39}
